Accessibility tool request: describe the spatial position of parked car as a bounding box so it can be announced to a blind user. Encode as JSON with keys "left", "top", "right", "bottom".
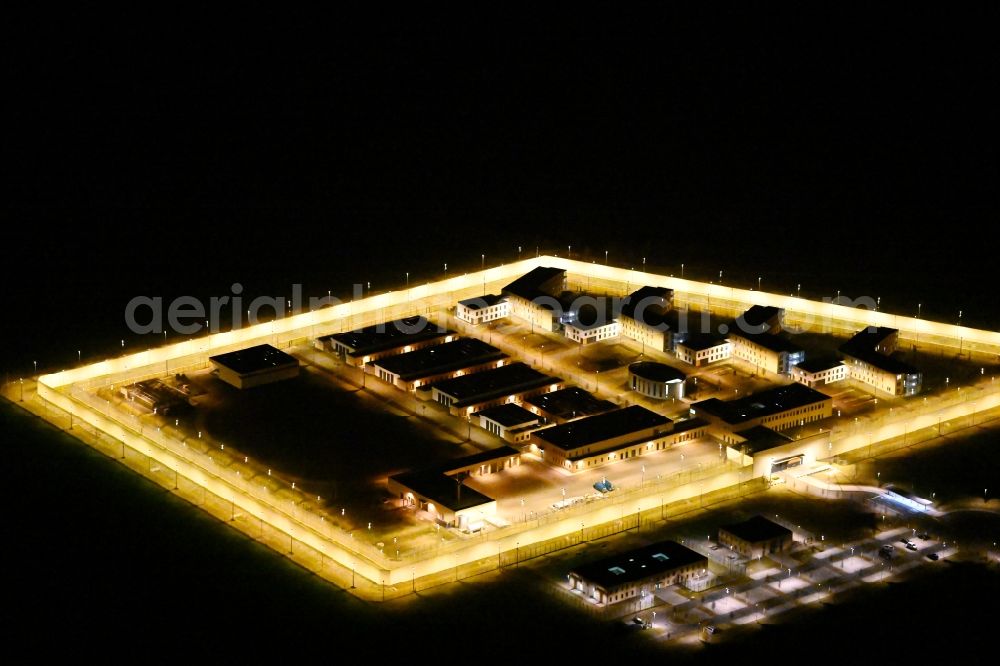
{"left": 918, "top": 532, "right": 930, "bottom": 540}
{"left": 906, "top": 542, "right": 918, "bottom": 551}
{"left": 926, "top": 553, "right": 940, "bottom": 561}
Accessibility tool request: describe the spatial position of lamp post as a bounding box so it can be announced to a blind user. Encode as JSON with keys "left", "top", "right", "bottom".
{"left": 917, "top": 303, "right": 922, "bottom": 319}
{"left": 481, "top": 254, "right": 485, "bottom": 271}
{"left": 797, "top": 283, "right": 801, "bottom": 298}
{"left": 681, "top": 263, "right": 684, "bottom": 278}
{"left": 757, "top": 276, "right": 761, "bottom": 291}
{"left": 605, "top": 250, "right": 608, "bottom": 265}
{"left": 568, "top": 245, "right": 571, "bottom": 259}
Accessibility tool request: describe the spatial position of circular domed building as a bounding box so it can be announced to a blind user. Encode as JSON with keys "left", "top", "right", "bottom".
{"left": 628, "top": 361, "right": 686, "bottom": 400}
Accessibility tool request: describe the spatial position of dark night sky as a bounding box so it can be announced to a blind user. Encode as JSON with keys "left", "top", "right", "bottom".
{"left": 3, "top": 8, "right": 1000, "bottom": 658}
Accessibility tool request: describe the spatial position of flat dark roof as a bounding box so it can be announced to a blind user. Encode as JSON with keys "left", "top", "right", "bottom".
{"left": 321, "top": 316, "right": 450, "bottom": 357}
{"left": 476, "top": 403, "right": 538, "bottom": 428}
{"left": 690, "top": 383, "right": 830, "bottom": 426}
{"left": 433, "top": 445, "right": 521, "bottom": 473}
{"left": 209, "top": 344, "right": 298, "bottom": 376}
{"left": 458, "top": 294, "right": 507, "bottom": 310}
{"left": 629, "top": 361, "right": 686, "bottom": 383}
{"left": 796, "top": 356, "right": 844, "bottom": 373}
{"left": 728, "top": 331, "right": 803, "bottom": 354}
{"left": 733, "top": 425, "right": 793, "bottom": 455}
{"left": 844, "top": 326, "right": 898, "bottom": 350}
{"left": 624, "top": 285, "right": 673, "bottom": 306}
{"left": 721, "top": 515, "right": 792, "bottom": 543}
{"left": 571, "top": 540, "right": 706, "bottom": 590}
{"left": 502, "top": 266, "right": 565, "bottom": 301}
{"left": 431, "top": 362, "right": 560, "bottom": 407}
{"left": 534, "top": 405, "right": 671, "bottom": 451}
{"left": 565, "top": 417, "right": 706, "bottom": 461}
{"left": 389, "top": 470, "right": 494, "bottom": 512}
{"left": 525, "top": 386, "right": 616, "bottom": 420}
{"left": 737, "top": 305, "right": 782, "bottom": 331}
{"left": 373, "top": 338, "right": 506, "bottom": 381}
{"left": 678, "top": 332, "right": 728, "bottom": 351}
{"left": 842, "top": 347, "right": 920, "bottom": 375}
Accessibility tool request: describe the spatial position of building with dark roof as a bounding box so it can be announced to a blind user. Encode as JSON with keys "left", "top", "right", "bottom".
{"left": 430, "top": 362, "right": 563, "bottom": 415}
{"left": 386, "top": 446, "right": 521, "bottom": 529}
{"left": 209, "top": 344, "right": 300, "bottom": 389}
{"left": 791, "top": 356, "right": 848, "bottom": 388}
{"left": 628, "top": 361, "right": 687, "bottom": 400}
{"left": 728, "top": 331, "right": 805, "bottom": 375}
{"left": 530, "top": 405, "right": 708, "bottom": 471}
{"left": 318, "top": 316, "right": 453, "bottom": 366}
{"left": 735, "top": 305, "right": 784, "bottom": 335}
{"left": 719, "top": 516, "right": 793, "bottom": 558}
{"left": 676, "top": 333, "right": 732, "bottom": 367}
{"left": 502, "top": 267, "right": 566, "bottom": 332}
{"left": 568, "top": 540, "right": 708, "bottom": 605}
{"left": 618, "top": 286, "right": 679, "bottom": 353}
{"left": 456, "top": 294, "right": 510, "bottom": 326}
{"left": 839, "top": 327, "right": 921, "bottom": 396}
{"left": 477, "top": 403, "right": 540, "bottom": 443}
{"left": 524, "top": 386, "right": 616, "bottom": 423}
{"left": 689, "top": 382, "right": 832, "bottom": 433}
{"left": 372, "top": 338, "right": 507, "bottom": 391}
{"left": 843, "top": 327, "right": 899, "bottom": 355}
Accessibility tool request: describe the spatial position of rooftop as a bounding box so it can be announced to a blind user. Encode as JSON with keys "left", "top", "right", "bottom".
{"left": 431, "top": 362, "right": 560, "bottom": 407}
{"left": 690, "top": 383, "right": 830, "bottom": 427}
{"left": 388, "top": 469, "right": 495, "bottom": 512}
{"left": 457, "top": 294, "right": 507, "bottom": 310}
{"left": 209, "top": 344, "right": 299, "bottom": 376}
{"left": 321, "top": 316, "right": 450, "bottom": 357}
{"left": 571, "top": 540, "right": 706, "bottom": 590}
{"left": 721, "top": 515, "right": 792, "bottom": 544}
{"left": 373, "top": 338, "right": 506, "bottom": 381}
{"left": 619, "top": 286, "right": 673, "bottom": 320}
{"left": 502, "top": 266, "right": 566, "bottom": 301}
{"left": 533, "top": 405, "right": 671, "bottom": 451}
{"left": 844, "top": 326, "right": 898, "bottom": 351}
{"left": 628, "top": 361, "right": 686, "bottom": 383}
{"left": 389, "top": 446, "right": 521, "bottom": 511}
{"left": 841, "top": 347, "right": 920, "bottom": 375}
{"left": 678, "top": 332, "right": 729, "bottom": 351}
{"left": 728, "top": 331, "right": 804, "bottom": 354}
{"left": 525, "top": 386, "right": 617, "bottom": 420}
{"left": 795, "top": 356, "right": 845, "bottom": 374}
{"left": 475, "top": 403, "right": 539, "bottom": 428}
{"left": 736, "top": 305, "right": 783, "bottom": 332}
{"left": 731, "top": 425, "right": 794, "bottom": 455}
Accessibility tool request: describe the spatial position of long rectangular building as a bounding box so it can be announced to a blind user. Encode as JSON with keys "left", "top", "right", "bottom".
{"left": 430, "top": 362, "right": 563, "bottom": 416}
{"left": 530, "top": 405, "right": 705, "bottom": 471}
{"left": 525, "top": 386, "right": 617, "bottom": 424}
{"left": 372, "top": 338, "right": 507, "bottom": 391}
{"left": 689, "top": 382, "right": 832, "bottom": 433}
{"left": 569, "top": 540, "right": 708, "bottom": 605}
{"left": 318, "top": 316, "right": 454, "bottom": 366}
